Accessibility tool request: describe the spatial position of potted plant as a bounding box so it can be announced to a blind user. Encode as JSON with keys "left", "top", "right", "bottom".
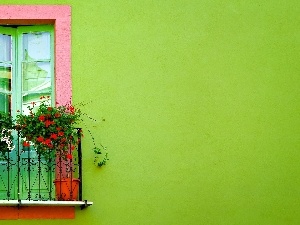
{"left": 15, "top": 96, "right": 82, "bottom": 200}
{"left": 12, "top": 96, "right": 108, "bottom": 200}
{"left": 16, "top": 96, "right": 81, "bottom": 158}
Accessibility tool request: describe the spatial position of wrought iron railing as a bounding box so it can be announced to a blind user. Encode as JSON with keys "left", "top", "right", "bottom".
{"left": 0, "top": 128, "right": 83, "bottom": 201}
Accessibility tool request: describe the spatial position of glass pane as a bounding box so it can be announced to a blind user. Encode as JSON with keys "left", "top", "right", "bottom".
{"left": 0, "top": 64, "right": 12, "bottom": 91}
{"left": 23, "top": 32, "right": 50, "bottom": 61}
{"left": 0, "top": 34, "right": 12, "bottom": 62}
{"left": 22, "top": 93, "right": 51, "bottom": 115}
{"left": 0, "top": 93, "right": 11, "bottom": 113}
{"left": 22, "top": 62, "right": 51, "bottom": 92}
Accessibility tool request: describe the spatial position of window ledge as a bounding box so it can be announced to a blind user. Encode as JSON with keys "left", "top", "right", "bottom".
{"left": 0, "top": 200, "right": 93, "bottom": 209}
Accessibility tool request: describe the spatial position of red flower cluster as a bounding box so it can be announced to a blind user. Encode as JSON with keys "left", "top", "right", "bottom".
{"left": 44, "top": 120, "right": 55, "bottom": 127}
{"left": 16, "top": 96, "right": 82, "bottom": 159}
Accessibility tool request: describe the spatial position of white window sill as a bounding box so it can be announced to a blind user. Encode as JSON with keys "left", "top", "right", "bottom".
{"left": 0, "top": 200, "right": 93, "bottom": 209}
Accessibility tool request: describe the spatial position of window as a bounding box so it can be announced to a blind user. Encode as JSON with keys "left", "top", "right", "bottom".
{"left": 0, "top": 5, "right": 72, "bottom": 106}
{"left": 0, "top": 25, "right": 55, "bottom": 200}
{"left": 0, "top": 25, "right": 54, "bottom": 115}
{"left": 0, "top": 6, "right": 91, "bottom": 219}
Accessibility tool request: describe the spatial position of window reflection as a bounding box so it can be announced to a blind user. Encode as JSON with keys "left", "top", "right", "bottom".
{"left": 0, "top": 64, "right": 12, "bottom": 92}
{"left": 22, "top": 93, "right": 51, "bottom": 115}
{"left": 0, "top": 34, "right": 12, "bottom": 113}
{"left": 0, "top": 93, "right": 11, "bottom": 113}
{"left": 23, "top": 32, "right": 50, "bottom": 61}
{"left": 22, "top": 61, "right": 51, "bottom": 92}
{"left": 0, "top": 34, "right": 12, "bottom": 62}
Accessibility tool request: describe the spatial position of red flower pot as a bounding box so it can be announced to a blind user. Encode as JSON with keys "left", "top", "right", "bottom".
{"left": 53, "top": 178, "right": 80, "bottom": 201}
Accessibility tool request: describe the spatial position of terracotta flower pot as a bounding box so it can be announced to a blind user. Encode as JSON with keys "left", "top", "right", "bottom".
{"left": 53, "top": 178, "right": 80, "bottom": 201}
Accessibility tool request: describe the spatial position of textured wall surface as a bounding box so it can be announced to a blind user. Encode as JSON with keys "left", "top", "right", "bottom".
{"left": 1, "top": 0, "right": 300, "bottom": 224}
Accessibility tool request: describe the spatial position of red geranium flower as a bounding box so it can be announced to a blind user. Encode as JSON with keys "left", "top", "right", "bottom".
{"left": 44, "top": 120, "right": 55, "bottom": 127}
{"left": 68, "top": 105, "right": 75, "bottom": 114}
{"left": 46, "top": 143, "right": 53, "bottom": 148}
{"left": 50, "top": 133, "right": 58, "bottom": 140}
{"left": 66, "top": 154, "right": 73, "bottom": 160}
{"left": 23, "top": 141, "right": 30, "bottom": 147}
{"left": 37, "top": 136, "right": 44, "bottom": 142}
{"left": 58, "top": 131, "right": 64, "bottom": 137}
{"left": 39, "top": 115, "right": 45, "bottom": 121}
{"left": 43, "top": 139, "right": 52, "bottom": 146}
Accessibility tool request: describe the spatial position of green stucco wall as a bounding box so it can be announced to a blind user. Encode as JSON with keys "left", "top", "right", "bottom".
{"left": 1, "top": 0, "right": 300, "bottom": 224}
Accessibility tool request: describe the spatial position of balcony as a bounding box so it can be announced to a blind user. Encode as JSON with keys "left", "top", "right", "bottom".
{"left": 0, "top": 128, "right": 92, "bottom": 209}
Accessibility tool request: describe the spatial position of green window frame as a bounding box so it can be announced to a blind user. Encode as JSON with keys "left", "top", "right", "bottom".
{"left": 0, "top": 25, "right": 55, "bottom": 200}
{"left": 0, "top": 25, "right": 55, "bottom": 117}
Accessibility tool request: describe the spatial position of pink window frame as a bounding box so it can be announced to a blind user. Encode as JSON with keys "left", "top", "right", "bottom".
{"left": 0, "top": 6, "right": 75, "bottom": 219}
{"left": 0, "top": 5, "right": 72, "bottom": 105}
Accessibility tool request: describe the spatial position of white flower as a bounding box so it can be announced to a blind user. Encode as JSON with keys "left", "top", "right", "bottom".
{"left": 1, "top": 128, "right": 15, "bottom": 151}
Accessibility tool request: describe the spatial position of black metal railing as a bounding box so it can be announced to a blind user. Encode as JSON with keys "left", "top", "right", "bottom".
{"left": 0, "top": 129, "right": 83, "bottom": 201}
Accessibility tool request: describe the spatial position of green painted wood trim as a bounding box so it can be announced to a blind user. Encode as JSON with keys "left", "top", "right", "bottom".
{"left": 17, "top": 25, "right": 55, "bottom": 108}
